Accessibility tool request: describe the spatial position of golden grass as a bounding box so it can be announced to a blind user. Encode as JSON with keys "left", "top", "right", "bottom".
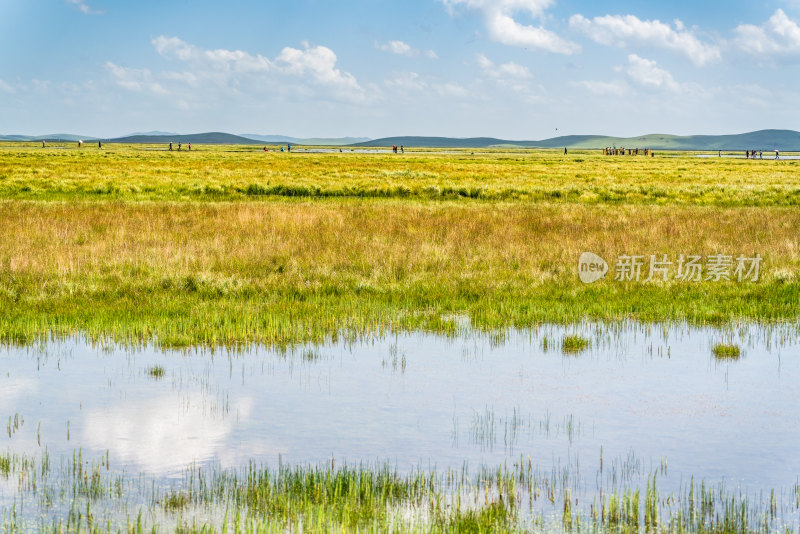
{"left": 2, "top": 144, "right": 800, "bottom": 205}
{"left": 1, "top": 200, "right": 798, "bottom": 288}
{"left": 1, "top": 199, "right": 798, "bottom": 345}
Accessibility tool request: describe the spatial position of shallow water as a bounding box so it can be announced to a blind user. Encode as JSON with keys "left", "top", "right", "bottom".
{"left": 1, "top": 323, "right": 799, "bottom": 527}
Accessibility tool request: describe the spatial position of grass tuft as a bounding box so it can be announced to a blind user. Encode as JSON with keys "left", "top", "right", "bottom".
{"left": 562, "top": 334, "right": 589, "bottom": 354}
{"left": 712, "top": 343, "right": 741, "bottom": 359}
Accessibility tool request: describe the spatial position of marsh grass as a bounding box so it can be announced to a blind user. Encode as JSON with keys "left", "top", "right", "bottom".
{"left": 2, "top": 144, "right": 800, "bottom": 205}
{"left": 561, "top": 335, "right": 589, "bottom": 354}
{"left": 712, "top": 343, "right": 742, "bottom": 359}
{"left": 1, "top": 146, "right": 799, "bottom": 347}
{"left": 0, "top": 445, "right": 797, "bottom": 533}
{"left": 3, "top": 453, "right": 795, "bottom": 533}
{"left": 0, "top": 199, "right": 798, "bottom": 347}
{"left": 147, "top": 365, "right": 165, "bottom": 378}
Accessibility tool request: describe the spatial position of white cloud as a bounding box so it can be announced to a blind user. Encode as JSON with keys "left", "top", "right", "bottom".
{"left": 0, "top": 79, "right": 14, "bottom": 94}
{"left": 152, "top": 36, "right": 272, "bottom": 73}
{"left": 135, "top": 36, "right": 364, "bottom": 102}
{"left": 104, "top": 62, "right": 168, "bottom": 95}
{"left": 66, "top": 0, "right": 103, "bottom": 15}
{"left": 378, "top": 40, "right": 438, "bottom": 59}
{"left": 276, "top": 44, "right": 362, "bottom": 94}
{"left": 569, "top": 13, "right": 721, "bottom": 66}
{"left": 380, "top": 40, "right": 416, "bottom": 56}
{"left": 621, "top": 54, "right": 680, "bottom": 92}
{"left": 571, "top": 79, "right": 629, "bottom": 97}
{"left": 735, "top": 9, "right": 800, "bottom": 57}
{"left": 443, "top": 0, "right": 580, "bottom": 54}
{"left": 384, "top": 72, "right": 428, "bottom": 92}
{"left": 477, "top": 53, "right": 532, "bottom": 80}
{"left": 475, "top": 53, "right": 545, "bottom": 101}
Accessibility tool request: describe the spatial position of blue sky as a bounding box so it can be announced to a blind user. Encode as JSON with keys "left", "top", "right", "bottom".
{"left": 2, "top": 0, "right": 800, "bottom": 138}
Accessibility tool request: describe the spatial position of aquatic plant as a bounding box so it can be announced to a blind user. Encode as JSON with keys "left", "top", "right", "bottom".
{"left": 561, "top": 335, "right": 589, "bottom": 354}
{"left": 712, "top": 343, "right": 741, "bottom": 359}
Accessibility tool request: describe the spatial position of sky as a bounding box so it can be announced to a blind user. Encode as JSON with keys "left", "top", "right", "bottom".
{"left": 2, "top": 0, "right": 800, "bottom": 139}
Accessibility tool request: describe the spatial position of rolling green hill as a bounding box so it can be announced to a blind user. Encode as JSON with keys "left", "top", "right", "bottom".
{"left": 109, "top": 132, "right": 259, "bottom": 144}
{"left": 6, "top": 129, "right": 800, "bottom": 150}
{"left": 353, "top": 130, "right": 800, "bottom": 150}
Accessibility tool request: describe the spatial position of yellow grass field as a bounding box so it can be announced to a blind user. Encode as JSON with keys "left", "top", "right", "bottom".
{"left": 0, "top": 144, "right": 798, "bottom": 346}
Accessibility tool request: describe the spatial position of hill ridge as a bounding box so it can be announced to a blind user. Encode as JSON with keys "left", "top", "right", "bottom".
{"left": 3, "top": 129, "right": 800, "bottom": 150}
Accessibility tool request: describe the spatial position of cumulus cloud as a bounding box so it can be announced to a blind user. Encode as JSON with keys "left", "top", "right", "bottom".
{"left": 380, "top": 40, "right": 415, "bottom": 56}
{"left": 113, "top": 36, "right": 364, "bottom": 103}
{"left": 477, "top": 53, "right": 532, "bottom": 80}
{"left": 276, "top": 43, "right": 362, "bottom": 93}
{"left": 569, "top": 13, "right": 720, "bottom": 66}
{"left": 378, "top": 40, "right": 438, "bottom": 59}
{"left": 105, "top": 62, "right": 168, "bottom": 94}
{"left": 152, "top": 36, "right": 272, "bottom": 73}
{"left": 476, "top": 53, "right": 546, "bottom": 101}
{"left": 443, "top": 0, "right": 580, "bottom": 54}
{"left": 735, "top": 9, "right": 800, "bottom": 58}
{"left": 620, "top": 54, "right": 680, "bottom": 92}
{"left": 0, "top": 79, "right": 14, "bottom": 94}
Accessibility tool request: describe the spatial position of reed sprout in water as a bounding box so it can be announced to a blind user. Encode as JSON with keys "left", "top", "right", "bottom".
{"left": 561, "top": 335, "right": 589, "bottom": 354}
{"left": 712, "top": 343, "right": 741, "bottom": 359}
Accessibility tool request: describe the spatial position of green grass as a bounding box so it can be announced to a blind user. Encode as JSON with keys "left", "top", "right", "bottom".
{"left": 2, "top": 143, "right": 800, "bottom": 206}
{"left": 2, "top": 451, "right": 794, "bottom": 533}
{"left": 712, "top": 343, "right": 741, "bottom": 359}
{"left": 1, "top": 146, "right": 799, "bottom": 347}
{"left": 147, "top": 365, "right": 165, "bottom": 378}
{"left": 561, "top": 335, "right": 589, "bottom": 354}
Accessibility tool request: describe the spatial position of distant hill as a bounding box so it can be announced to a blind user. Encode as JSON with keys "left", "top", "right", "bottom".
{"left": 0, "top": 133, "right": 97, "bottom": 142}
{"left": 353, "top": 130, "right": 800, "bottom": 150}
{"left": 242, "top": 134, "right": 371, "bottom": 145}
{"left": 109, "top": 132, "right": 259, "bottom": 144}
{"left": 352, "top": 136, "right": 509, "bottom": 148}
{"left": 126, "top": 130, "right": 180, "bottom": 137}
{"left": 4, "top": 129, "right": 800, "bottom": 150}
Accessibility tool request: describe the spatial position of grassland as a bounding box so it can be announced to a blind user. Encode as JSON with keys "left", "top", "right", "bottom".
{"left": 0, "top": 143, "right": 799, "bottom": 347}
{"left": 2, "top": 143, "right": 800, "bottom": 205}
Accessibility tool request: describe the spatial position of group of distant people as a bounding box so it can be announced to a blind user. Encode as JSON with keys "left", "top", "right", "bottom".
{"left": 740, "top": 149, "right": 779, "bottom": 159}
{"left": 392, "top": 145, "right": 404, "bottom": 153}
{"left": 168, "top": 142, "right": 191, "bottom": 151}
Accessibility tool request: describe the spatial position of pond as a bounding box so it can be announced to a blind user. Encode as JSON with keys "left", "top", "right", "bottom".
{"left": 1, "top": 323, "right": 799, "bottom": 530}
